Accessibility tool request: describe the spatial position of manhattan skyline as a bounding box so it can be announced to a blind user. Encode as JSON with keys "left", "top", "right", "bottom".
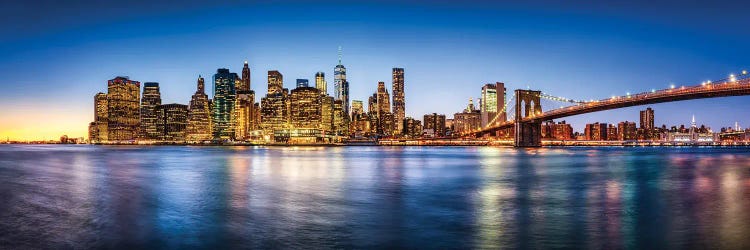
{"left": 2, "top": 1, "right": 750, "bottom": 140}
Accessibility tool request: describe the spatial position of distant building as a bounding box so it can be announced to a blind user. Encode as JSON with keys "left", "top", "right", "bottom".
{"left": 107, "top": 76, "right": 141, "bottom": 141}
{"left": 617, "top": 121, "right": 637, "bottom": 140}
{"left": 321, "top": 95, "right": 334, "bottom": 133}
{"left": 402, "top": 117, "right": 422, "bottom": 138}
{"left": 392, "top": 68, "right": 405, "bottom": 134}
{"left": 239, "top": 61, "right": 251, "bottom": 91}
{"left": 157, "top": 103, "right": 188, "bottom": 141}
{"left": 334, "top": 48, "right": 349, "bottom": 116}
{"left": 234, "top": 90, "right": 255, "bottom": 140}
{"left": 423, "top": 113, "right": 446, "bottom": 137}
{"left": 584, "top": 122, "right": 607, "bottom": 140}
{"left": 542, "top": 121, "right": 573, "bottom": 140}
{"left": 261, "top": 92, "right": 288, "bottom": 132}
{"left": 315, "top": 72, "right": 327, "bottom": 94}
{"left": 140, "top": 82, "right": 161, "bottom": 140}
{"left": 212, "top": 68, "right": 238, "bottom": 140}
{"left": 607, "top": 124, "right": 618, "bottom": 141}
{"left": 296, "top": 79, "right": 309, "bottom": 88}
{"left": 453, "top": 98, "right": 481, "bottom": 135}
{"left": 186, "top": 76, "right": 212, "bottom": 142}
{"left": 640, "top": 107, "right": 654, "bottom": 130}
{"left": 290, "top": 87, "right": 322, "bottom": 129}
{"left": 88, "top": 92, "right": 108, "bottom": 143}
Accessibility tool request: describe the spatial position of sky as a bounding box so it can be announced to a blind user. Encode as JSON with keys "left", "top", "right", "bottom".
{"left": 1, "top": 0, "right": 749, "bottom": 140}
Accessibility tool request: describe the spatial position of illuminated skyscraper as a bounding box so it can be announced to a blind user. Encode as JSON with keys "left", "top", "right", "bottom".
{"left": 333, "top": 100, "right": 347, "bottom": 135}
{"left": 157, "top": 103, "right": 188, "bottom": 141}
{"left": 234, "top": 90, "right": 255, "bottom": 140}
{"left": 376, "top": 82, "right": 390, "bottom": 117}
{"left": 88, "top": 92, "right": 108, "bottom": 143}
{"left": 391, "top": 68, "right": 405, "bottom": 133}
{"left": 296, "top": 79, "right": 309, "bottom": 88}
{"left": 480, "top": 83, "right": 497, "bottom": 127}
{"left": 260, "top": 92, "right": 288, "bottom": 132}
{"left": 423, "top": 113, "right": 446, "bottom": 137}
{"left": 321, "top": 95, "right": 334, "bottom": 133}
{"left": 267, "top": 70, "right": 283, "bottom": 94}
{"left": 640, "top": 107, "right": 654, "bottom": 130}
{"left": 290, "top": 87, "right": 322, "bottom": 128}
{"left": 315, "top": 72, "right": 327, "bottom": 94}
{"left": 239, "top": 61, "right": 251, "bottom": 91}
{"left": 351, "top": 100, "right": 364, "bottom": 117}
{"left": 334, "top": 47, "right": 350, "bottom": 116}
{"left": 187, "top": 76, "right": 212, "bottom": 141}
{"left": 140, "top": 82, "right": 161, "bottom": 140}
{"left": 212, "top": 68, "right": 238, "bottom": 140}
{"left": 107, "top": 76, "right": 140, "bottom": 141}
{"left": 453, "top": 99, "right": 481, "bottom": 135}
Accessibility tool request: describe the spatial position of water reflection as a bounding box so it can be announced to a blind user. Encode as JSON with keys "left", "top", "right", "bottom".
{"left": 0, "top": 145, "right": 749, "bottom": 249}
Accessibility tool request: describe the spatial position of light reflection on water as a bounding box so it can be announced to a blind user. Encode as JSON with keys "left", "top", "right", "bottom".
{"left": 0, "top": 145, "right": 749, "bottom": 249}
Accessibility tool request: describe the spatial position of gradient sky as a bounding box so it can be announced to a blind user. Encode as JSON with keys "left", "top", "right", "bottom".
{"left": 1, "top": 0, "right": 749, "bottom": 140}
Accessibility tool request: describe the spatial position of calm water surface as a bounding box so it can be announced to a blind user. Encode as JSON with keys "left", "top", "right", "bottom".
{"left": 0, "top": 145, "right": 749, "bottom": 249}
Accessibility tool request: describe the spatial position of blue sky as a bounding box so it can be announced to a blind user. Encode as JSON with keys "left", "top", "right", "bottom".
{"left": 1, "top": 0, "right": 749, "bottom": 139}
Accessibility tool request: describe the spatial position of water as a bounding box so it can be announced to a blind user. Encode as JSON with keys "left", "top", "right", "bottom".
{"left": 0, "top": 145, "right": 749, "bottom": 249}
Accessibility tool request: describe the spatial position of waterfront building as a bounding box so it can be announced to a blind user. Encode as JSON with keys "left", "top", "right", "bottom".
{"left": 640, "top": 107, "right": 654, "bottom": 130}
{"left": 186, "top": 76, "right": 212, "bottom": 142}
{"left": 321, "top": 95, "right": 334, "bottom": 133}
{"left": 392, "top": 68, "right": 405, "bottom": 134}
{"left": 290, "top": 87, "right": 322, "bottom": 129}
{"left": 607, "top": 124, "right": 618, "bottom": 141}
{"left": 89, "top": 92, "right": 108, "bottom": 143}
{"left": 423, "top": 113, "right": 446, "bottom": 137}
{"left": 351, "top": 100, "right": 364, "bottom": 118}
{"left": 268, "top": 70, "right": 283, "bottom": 95}
{"left": 212, "top": 68, "right": 238, "bottom": 140}
{"left": 542, "top": 121, "right": 573, "bottom": 140}
{"left": 333, "top": 100, "right": 347, "bottom": 135}
{"left": 584, "top": 122, "right": 607, "bottom": 140}
{"left": 107, "top": 76, "right": 141, "bottom": 142}
{"left": 480, "top": 83, "right": 497, "bottom": 127}
{"left": 157, "top": 103, "right": 188, "bottom": 141}
{"left": 452, "top": 99, "right": 481, "bottom": 135}
{"left": 296, "top": 79, "right": 309, "bottom": 88}
{"left": 617, "top": 121, "right": 637, "bottom": 140}
{"left": 402, "top": 117, "right": 422, "bottom": 138}
{"left": 234, "top": 90, "right": 255, "bottom": 140}
{"left": 140, "top": 82, "right": 161, "bottom": 140}
{"left": 367, "top": 93, "right": 378, "bottom": 114}
{"left": 260, "top": 92, "right": 289, "bottom": 132}
{"left": 315, "top": 72, "right": 327, "bottom": 94}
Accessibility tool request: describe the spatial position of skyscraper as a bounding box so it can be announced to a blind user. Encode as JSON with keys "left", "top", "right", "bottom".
{"left": 376, "top": 81, "right": 392, "bottom": 135}
{"left": 315, "top": 72, "right": 327, "bottom": 94}
{"left": 186, "top": 76, "right": 212, "bottom": 142}
{"left": 107, "top": 76, "right": 140, "bottom": 141}
{"left": 239, "top": 61, "right": 251, "bottom": 91}
{"left": 212, "top": 68, "right": 238, "bottom": 140}
{"left": 290, "top": 87, "right": 322, "bottom": 128}
{"left": 391, "top": 68, "right": 405, "bottom": 133}
{"left": 334, "top": 47, "right": 349, "bottom": 116}
{"left": 88, "top": 92, "right": 108, "bottom": 143}
{"left": 157, "top": 103, "right": 188, "bottom": 141}
{"left": 640, "top": 107, "right": 654, "bottom": 130}
{"left": 351, "top": 100, "right": 364, "bottom": 117}
{"left": 296, "top": 79, "right": 309, "bottom": 88}
{"left": 267, "top": 70, "right": 283, "bottom": 95}
{"left": 234, "top": 90, "right": 255, "bottom": 140}
{"left": 423, "top": 113, "right": 446, "bottom": 137}
{"left": 480, "top": 83, "right": 497, "bottom": 127}
{"left": 140, "top": 82, "right": 161, "bottom": 140}
{"left": 496, "top": 82, "right": 507, "bottom": 123}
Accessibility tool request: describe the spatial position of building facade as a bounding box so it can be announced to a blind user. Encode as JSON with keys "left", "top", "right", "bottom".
{"left": 391, "top": 68, "right": 405, "bottom": 134}
{"left": 212, "top": 68, "right": 238, "bottom": 140}
{"left": 140, "top": 82, "right": 161, "bottom": 140}
{"left": 107, "top": 76, "right": 141, "bottom": 141}
{"left": 315, "top": 72, "right": 327, "bottom": 94}
{"left": 157, "top": 103, "right": 188, "bottom": 141}
{"left": 186, "top": 76, "right": 212, "bottom": 141}
{"left": 423, "top": 113, "right": 446, "bottom": 137}
{"left": 290, "top": 87, "right": 322, "bottom": 129}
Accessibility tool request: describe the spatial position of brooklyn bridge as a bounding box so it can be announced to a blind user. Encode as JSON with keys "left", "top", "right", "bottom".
{"left": 464, "top": 71, "right": 750, "bottom": 147}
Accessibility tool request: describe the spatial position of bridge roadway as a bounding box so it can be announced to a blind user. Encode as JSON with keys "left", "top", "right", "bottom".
{"left": 473, "top": 73, "right": 750, "bottom": 136}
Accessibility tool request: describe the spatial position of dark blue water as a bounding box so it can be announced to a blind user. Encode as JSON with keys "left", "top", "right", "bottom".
{"left": 0, "top": 145, "right": 749, "bottom": 249}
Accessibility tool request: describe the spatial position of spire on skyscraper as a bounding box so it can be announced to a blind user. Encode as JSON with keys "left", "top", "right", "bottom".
{"left": 338, "top": 46, "right": 342, "bottom": 65}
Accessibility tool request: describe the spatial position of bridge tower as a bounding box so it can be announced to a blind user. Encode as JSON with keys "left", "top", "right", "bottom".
{"left": 514, "top": 89, "right": 542, "bottom": 147}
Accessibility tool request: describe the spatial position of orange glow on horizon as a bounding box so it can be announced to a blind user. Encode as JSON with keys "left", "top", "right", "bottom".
{"left": 0, "top": 107, "right": 89, "bottom": 141}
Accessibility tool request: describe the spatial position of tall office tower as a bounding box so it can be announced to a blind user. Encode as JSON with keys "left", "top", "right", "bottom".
{"left": 290, "top": 87, "right": 322, "bottom": 128}
{"left": 253, "top": 103, "right": 261, "bottom": 131}
{"left": 640, "top": 107, "right": 654, "bottom": 130}
{"left": 334, "top": 47, "right": 349, "bottom": 115}
{"left": 376, "top": 82, "right": 390, "bottom": 117}
{"left": 212, "top": 68, "right": 238, "bottom": 140}
{"left": 423, "top": 113, "right": 446, "bottom": 137}
{"left": 156, "top": 103, "right": 188, "bottom": 141}
{"left": 234, "top": 90, "right": 255, "bottom": 140}
{"left": 391, "top": 68, "right": 405, "bottom": 133}
{"left": 140, "top": 82, "right": 162, "bottom": 140}
{"left": 107, "top": 76, "right": 141, "bottom": 141}
{"left": 186, "top": 76, "right": 213, "bottom": 142}
{"left": 321, "top": 95, "right": 334, "bottom": 133}
{"left": 267, "top": 70, "right": 283, "bottom": 94}
{"left": 90, "top": 92, "right": 108, "bottom": 142}
{"left": 239, "top": 61, "right": 251, "bottom": 92}
{"left": 315, "top": 72, "right": 327, "bottom": 94}
{"left": 351, "top": 100, "right": 364, "bottom": 117}
{"left": 260, "top": 91, "right": 289, "bottom": 132}
{"left": 367, "top": 93, "right": 378, "bottom": 114}
{"left": 296, "top": 79, "right": 309, "bottom": 88}
{"left": 480, "top": 83, "right": 497, "bottom": 127}
{"left": 333, "top": 100, "right": 346, "bottom": 135}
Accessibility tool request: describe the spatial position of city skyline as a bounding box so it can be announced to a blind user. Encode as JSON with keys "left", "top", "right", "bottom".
{"left": 2, "top": 1, "right": 750, "bottom": 140}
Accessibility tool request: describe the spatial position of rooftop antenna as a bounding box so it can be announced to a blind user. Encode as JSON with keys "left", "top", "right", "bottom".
{"left": 338, "top": 46, "right": 342, "bottom": 65}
